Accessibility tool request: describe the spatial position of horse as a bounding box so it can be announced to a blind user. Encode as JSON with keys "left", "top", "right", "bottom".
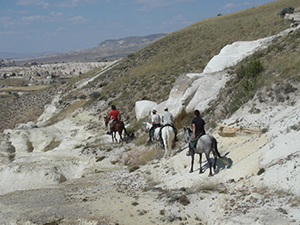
{"left": 184, "top": 127, "right": 228, "bottom": 176}
{"left": 143, "top": 122, "right": 175, "bottom": 158}
{"left": 104, "top": 116, "right": 128, "bottom": 145}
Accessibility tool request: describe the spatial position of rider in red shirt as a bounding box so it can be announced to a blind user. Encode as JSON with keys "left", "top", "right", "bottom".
{"left": 109, "top": 106, "right": 121, "bottom": 120}
{"left": 108, "top": 105, "right": 121, "bottom": 133}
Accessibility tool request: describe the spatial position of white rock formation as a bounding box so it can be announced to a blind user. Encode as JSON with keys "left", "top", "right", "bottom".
{"left": 135, "top": 24, "right": 300, "bottom": 120}
{"left": 135, "top": 100, "right": 157, "bottom": 120}
{"left": 0, "top": 109, "right": 96, "bottom": 195}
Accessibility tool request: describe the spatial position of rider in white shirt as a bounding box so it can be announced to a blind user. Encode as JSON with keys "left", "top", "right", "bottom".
{"left": 161, "top": 108, "right": 178, "bottom": 141}
{"left": 148, "top": 109, "right": 161, "bottom": 143}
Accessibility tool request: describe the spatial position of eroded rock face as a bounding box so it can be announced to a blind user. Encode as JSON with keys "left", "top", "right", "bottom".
{"left": 0, "top": 133, "right": 15, "bottom": 163}
{"left": 0, "top": 110, "right": 97, "bottom": 195}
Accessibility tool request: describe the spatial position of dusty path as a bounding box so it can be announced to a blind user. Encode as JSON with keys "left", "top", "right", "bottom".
{"left": 0, "top": 172, "right": 166, "bottom": 225}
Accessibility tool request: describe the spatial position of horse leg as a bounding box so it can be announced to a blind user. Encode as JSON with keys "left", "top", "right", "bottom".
{"left": 199, "top": 153, "right": 203, "bottom": 174}
{"left": 110, "top": 129, "right": 114, "bottom": 142}
{"left": 190, "top": 153, "right": 195, "bottom": 173}
{"left": 114, "top": 131, "right": 118, "bottom": 142}
{"left": 205, "top": 152, "right": 213, "bottom": 177}
{"left": 118, "top": 130, "right": 123, "bottom": 145}
{"left": 212, "top": 152, "right": 217, "bottom": 172}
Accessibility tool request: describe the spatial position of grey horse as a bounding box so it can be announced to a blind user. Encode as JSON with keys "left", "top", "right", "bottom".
{"left": 184, "top": 128, "right": 228, "bottom": 176}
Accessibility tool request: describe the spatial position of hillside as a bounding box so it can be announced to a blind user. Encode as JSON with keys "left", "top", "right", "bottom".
{"left": 79, "top": 0, "right": 300, "bottom": 123}
{"left": 1, "top": 0, "right": 300, "bottom": 224}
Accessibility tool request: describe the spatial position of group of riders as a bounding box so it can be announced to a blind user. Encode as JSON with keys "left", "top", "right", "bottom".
{"left": 147, "top": 107, "right": 178, "bottom": 143}
{"left": 106, "top": 105, "right": 206, "bottom": 156}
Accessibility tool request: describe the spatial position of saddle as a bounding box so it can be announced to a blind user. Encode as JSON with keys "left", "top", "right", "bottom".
{"left": 189, "top": 133, "right": 204, "bottom": 149}
{"left": 150, "top": 124, "right": 161, "bottom": 137}
{"left": 110, "top": 119, "right": 120, "bottom": 130}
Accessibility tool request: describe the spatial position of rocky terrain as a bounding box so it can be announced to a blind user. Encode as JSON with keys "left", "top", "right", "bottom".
{"left": 0, "top": 12, "right": 300, "bottom": 224}
{"left": 0, "top": 62, "right": 114, "bottom": 80}
{"left": 0, "top": 61, "right": 119, "bottom": 134}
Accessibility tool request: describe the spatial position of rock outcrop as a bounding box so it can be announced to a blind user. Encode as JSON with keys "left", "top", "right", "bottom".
{"left": 134, "top": 24, "right": 299, "bottom": 120}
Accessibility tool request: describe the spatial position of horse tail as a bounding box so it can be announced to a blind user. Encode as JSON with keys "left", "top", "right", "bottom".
{"left": 123, "top": 126, "right": 129, "bottom": 136}
{"left": 120, "top": 121, "right": 128, "bottom": 136}
{"left": 162, "top": 127, "right": 173, "bottom": 157}
{"left": 210, "top": 135, "right": 228, "bottom": 165}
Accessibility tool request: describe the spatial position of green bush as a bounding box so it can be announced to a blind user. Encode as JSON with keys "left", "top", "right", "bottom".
{"left": 79, "top": 94, "right": 87, "bottom": 99}
{"left": 89, "top": 91, "right": 101, "bottom": 99}
{"left": 279, "top": 6, "right": 294, "bottom": 17}
{"left": 237, "top": 59, "right": 263, "bottom": 80}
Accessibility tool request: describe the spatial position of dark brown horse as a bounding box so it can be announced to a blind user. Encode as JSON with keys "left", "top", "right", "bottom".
{"left": 104, "top": 116, "right": 128, "bottom": 144}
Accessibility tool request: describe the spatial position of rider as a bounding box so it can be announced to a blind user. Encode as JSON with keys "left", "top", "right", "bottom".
{"left": 186, "top": 109, "right": 206, "bottom": 156}
{"left": 148, "top": 109, "right": 161, "bottom": 143}
{"left": 107, "top": 105, "right": 121, "bottom": 134}
{"left": 161, "top": 107, "right": 178, "bottom": 142}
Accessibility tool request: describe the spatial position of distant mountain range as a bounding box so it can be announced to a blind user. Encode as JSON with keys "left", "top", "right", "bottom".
{"left": 1, "top": 33, "right": 167, "bottom": 65}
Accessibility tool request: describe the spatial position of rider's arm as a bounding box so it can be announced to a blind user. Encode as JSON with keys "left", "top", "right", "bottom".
{"left": 192, "top": 123, "right": 196, "bottom": 139}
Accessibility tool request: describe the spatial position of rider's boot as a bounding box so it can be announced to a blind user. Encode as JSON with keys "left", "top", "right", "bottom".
{"left": 186, "top": 146, "right": 191, "bottom": 156}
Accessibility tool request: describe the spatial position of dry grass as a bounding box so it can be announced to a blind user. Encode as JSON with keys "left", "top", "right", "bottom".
{"left": 47, "top": 99, "right": 87, "bottom": 125}
{"left": 0, "top": 77, "right": 29, "bottom": 87}
{"left": 0, "top": 85, "right": 51, "bottom": 92}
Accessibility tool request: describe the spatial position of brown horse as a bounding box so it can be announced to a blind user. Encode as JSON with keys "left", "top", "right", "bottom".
{"left": 104, "top": 116, "right": 128, "bottom": 144}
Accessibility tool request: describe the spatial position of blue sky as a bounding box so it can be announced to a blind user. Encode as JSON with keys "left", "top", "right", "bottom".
{"left": 0, "top": 0, "right": 275, "bottom": 54}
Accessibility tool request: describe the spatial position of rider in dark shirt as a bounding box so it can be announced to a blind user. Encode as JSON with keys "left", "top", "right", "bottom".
{"left": 186, "top": 109, "right": 206, "bottom": 156}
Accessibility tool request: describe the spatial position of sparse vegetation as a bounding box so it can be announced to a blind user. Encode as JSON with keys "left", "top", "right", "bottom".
{"left": 96, "top": 156, "right": 105, "bottom": 162}
{"left": 129, "top": 165, "right": 140, "bottom": 173}
{"left": 261, "top": 127, "right": 269, "bottom": 134}
{"left": 89, "top": 91, "right": 100, "bottom": 99}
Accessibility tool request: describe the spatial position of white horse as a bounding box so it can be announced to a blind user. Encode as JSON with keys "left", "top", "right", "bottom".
{"left": 143, "top": 122, "right": 175, "bottom": 158}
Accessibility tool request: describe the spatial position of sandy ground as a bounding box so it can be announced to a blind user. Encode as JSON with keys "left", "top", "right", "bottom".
{"left": 1, "top": 127, "right": 299, "bottom": 225}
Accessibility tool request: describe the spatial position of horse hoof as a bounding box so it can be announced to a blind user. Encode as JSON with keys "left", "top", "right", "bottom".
{"left": 189, "top": 170, "right": 193, "bottom": 173}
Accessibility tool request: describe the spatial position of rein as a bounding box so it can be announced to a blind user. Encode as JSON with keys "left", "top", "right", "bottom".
{"left": 173, "top": 145, "right": 189, "bottom": 155}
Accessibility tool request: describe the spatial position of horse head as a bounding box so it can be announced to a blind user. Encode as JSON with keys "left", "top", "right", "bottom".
{"left": 184, "top": 127, "right": 192, "bottom": 143}
{"left": 104, "top": 116, "right": 109, "bottom": 127}
{"left": 142, "top": 122, "right": 152, "bottom": 132}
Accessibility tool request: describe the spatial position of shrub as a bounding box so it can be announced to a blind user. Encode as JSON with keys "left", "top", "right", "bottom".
{"left": 129, "top": 165, "right": 140, "bottom": 173}
{"left": 96, "top": 156, "right": 105, "bottom": 162}
{"left": 89, "top": 91, "right": 100, "bottom": 99}
{"left": 257, "top": 168, "right": 265, "bottom": 175}
{"left": 79, "top": 94, "right": 87, "bottom": 99}
{"left": 279, "top": 6, "right": 294, "bottom": 17}
{"left": 237, "top": 59, "right": 263, "bottom": 80}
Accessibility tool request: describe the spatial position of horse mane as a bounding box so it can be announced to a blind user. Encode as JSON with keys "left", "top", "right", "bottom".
{"left": 185, "top": 127, "right": 192, "bottom": 133}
